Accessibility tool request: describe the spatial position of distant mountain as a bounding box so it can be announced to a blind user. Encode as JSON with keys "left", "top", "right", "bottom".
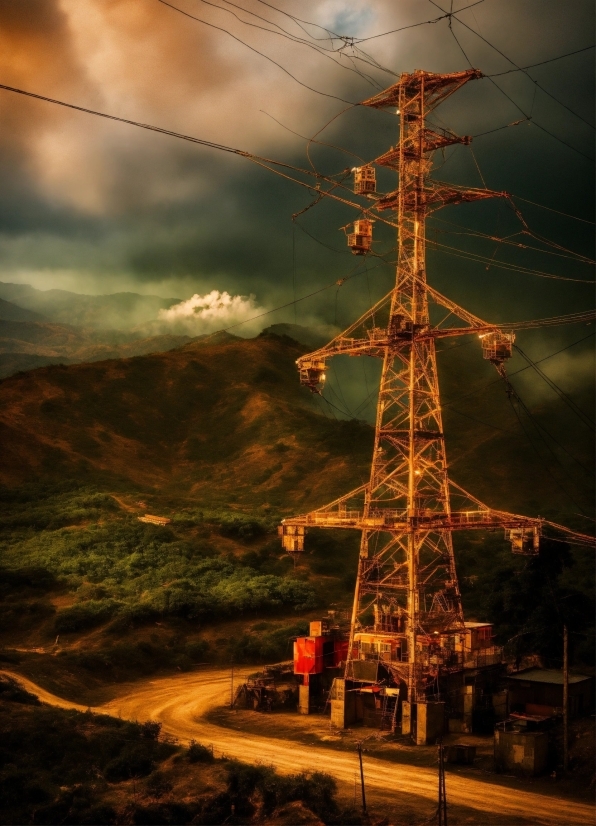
{"left": 0, "top": 284, "right": 341, "bottom": 380}
{"left": 0, "top": 325, "right": 591, "bottom": 519}
{"left": 0, "top": 297, "right": 47, "bottom": 323}
{"left": 0, "top": 319, "right": 194, "bottom": 378}
{"left": 0, "top": 282, "right": 181, "bottom": 330}
{"left": 0, "top": 332, "right": 373, "bottom": 511}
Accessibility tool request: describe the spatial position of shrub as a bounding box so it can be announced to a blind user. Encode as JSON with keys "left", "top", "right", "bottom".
{"left": 54, "top": 599, "right": 120, "bottom": 633}
{"left": 187, "top": 741, "right": 214, "bottom": 763}
{"left": 0, "top": 675, "right": 40, "bottom": 705}
{"left": 145, "top": 771, "right": 173, "bottom": 801}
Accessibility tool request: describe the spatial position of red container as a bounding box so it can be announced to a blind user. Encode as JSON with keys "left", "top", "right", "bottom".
{"left": 294, "top": 636, "right": 324, "bottom": 675}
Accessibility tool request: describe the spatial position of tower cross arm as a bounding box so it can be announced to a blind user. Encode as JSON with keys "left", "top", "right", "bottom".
{"left": 280, "top": 479, "right": 547, "bottom": 537}
{"left": 295, "top": 291, "right": 396, "bottom": 388}
{"left": 377, "top": 182, "right": 509, "bottom": 213}
{"left": 361, "top": 68, "right": 483, "bottom": 112}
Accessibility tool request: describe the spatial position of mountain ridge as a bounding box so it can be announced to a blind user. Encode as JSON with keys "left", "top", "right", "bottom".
{"left": 0, "top": 332, "right": 373, "bottom": 512}
{"left": 0, "top": 281, "right": 181, "bottom": 330}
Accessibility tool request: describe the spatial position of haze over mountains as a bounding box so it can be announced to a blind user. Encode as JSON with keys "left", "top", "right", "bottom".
{"left": 0, "top": 280, "right": 334, "bottom": 378}
{"left": 0, "top": 282, "right": 181, "bottom": 329}
{"left": 0, "top": 281, "right": 190, "bottom": 377}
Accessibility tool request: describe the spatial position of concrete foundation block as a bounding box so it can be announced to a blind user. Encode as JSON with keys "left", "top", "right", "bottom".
{"left": 416, "top": 702, "right": 445, "bottom": 745}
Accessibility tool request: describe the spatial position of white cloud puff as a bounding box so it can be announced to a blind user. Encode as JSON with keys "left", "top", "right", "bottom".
{"left": 157, "top": 290, "right": 265, "bottom": 335}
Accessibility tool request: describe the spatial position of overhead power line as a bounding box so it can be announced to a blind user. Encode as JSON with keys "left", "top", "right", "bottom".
{"left": 2, "top": 68, "right": 593, "bottom": 231}
{"left": 355, "top": 0, "right": 486, "bottom": 43}
{"left": 156, "top": 0, "right": 357, "bottom": 103}
{"left": 487, "top": 44, "right": 595, "bottom": 77}
{"left": 511, "top": 194, "right": 595, "bottom": 226}
{"left": 433, "top": 1, "right": 596, "bottom": 132}
{"left": 441, "top": 331, "right": 596, "bottom": 410}
{"left": 513, "top": 344, "right": 594, "bottom": 428}
{"left": 427, "top": 0, "right": 595, "bottom": 160}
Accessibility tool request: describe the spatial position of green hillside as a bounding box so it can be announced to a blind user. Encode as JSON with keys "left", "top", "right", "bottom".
{"left": 0, "top": 330, "right": 592, "bottom": 697}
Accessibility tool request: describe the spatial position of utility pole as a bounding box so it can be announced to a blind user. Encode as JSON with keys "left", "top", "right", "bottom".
{"left": 356, "top": 741, "right": 367, "bottom": 817}
{"left": 437, "top": 740, "right": 448, "bottom": 826}
{"left": 563, "top": 624, "right": 569, "bottom": 772}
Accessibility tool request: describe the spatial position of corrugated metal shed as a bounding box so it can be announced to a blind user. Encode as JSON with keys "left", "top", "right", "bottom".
{"left": 508, "top": 669, "right": 591, "bottom": 685}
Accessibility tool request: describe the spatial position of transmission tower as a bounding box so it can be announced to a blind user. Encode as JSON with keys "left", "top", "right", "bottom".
{"left": 279, "top": 70, "right": 591, "bottom": 728}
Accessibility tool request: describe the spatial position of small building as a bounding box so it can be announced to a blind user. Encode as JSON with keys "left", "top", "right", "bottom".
{"left": 494, "top": 723, "right": 549, "bottom": 777}
{"left": 505, "top": 668, "right": 594, "bottom": 717}
{"left": 138, "top": 514, "right": 171, "bottom": 526}
{"left": 453, "top": 622, "right": 503, "bottom": 668}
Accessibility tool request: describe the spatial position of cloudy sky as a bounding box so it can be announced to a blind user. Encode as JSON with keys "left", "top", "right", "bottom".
{"left": 0, "top": 0, "right": 593, "bottom": 338}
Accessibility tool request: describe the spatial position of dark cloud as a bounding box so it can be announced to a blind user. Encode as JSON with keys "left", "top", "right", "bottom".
{"left": 0, "top": 0, "right": 592, "bottom": 326}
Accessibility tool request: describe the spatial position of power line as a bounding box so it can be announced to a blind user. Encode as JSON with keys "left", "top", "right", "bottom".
{"left": 504, "top": 380, "right": 592, "bottom": 512}
{"left": 506, "top": 390, "right": 587, "bottom": 513}
{"left": 355, "top": 0, "right": 486, "bottom": 43}
{"left": 487, "top": 45, "right": 595, "bottom": 77}
{"left": 189, "top": 0, "right": 385, "bottom": 90}
{"left": 429, "top": 0, "right": 595, "bottom": 160}
{"left": 430, "top": 239, "right": 595, "bottom": 283}
{"left": 428, "top": 219, "right": 595, "bottom": 265}
{"left": 156, "top": 0, "right": 358, "bottom": 103}
{"left": 260, "top": 109, "right": 366, "bottom": 165}
{"left": 0, "top": 80, "right": 396, "bottom": 234}
{"left": 514, "top": 344, "right": 594, "bottom": 429}
{"left": 442, "top": 4, "right": 596, "bottom": 131}
{"left": 235, "top": 0, "right": 401, "bottom": 79}
{"left": 441, "top": 331, "right": 595, "bottom": 409}
{"left": 351, "top": 12, "right": 452, "bottom": 44}
{"left": 511, "top": 194, "right": 595, "bottom": 226}
{"left": 472, "top": 117, "right": 532, "bottom": 138}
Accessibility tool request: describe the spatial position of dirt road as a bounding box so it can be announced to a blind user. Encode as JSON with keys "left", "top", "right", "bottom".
{"left": 4, "top": 669, "right": 593, "bottom": 825}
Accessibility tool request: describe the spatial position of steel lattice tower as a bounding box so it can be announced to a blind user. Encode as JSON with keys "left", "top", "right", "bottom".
{"left": 280, "top": 70, "right": 546, "bottom": 707}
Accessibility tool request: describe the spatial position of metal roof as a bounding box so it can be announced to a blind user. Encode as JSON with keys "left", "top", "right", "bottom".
{"left": 507, "top": 669, "right": 592, "bottom": 685}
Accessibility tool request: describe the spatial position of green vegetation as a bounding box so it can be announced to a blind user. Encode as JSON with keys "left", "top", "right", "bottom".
{"left": 0, "top": 484, "right": 316, "bottom": 638}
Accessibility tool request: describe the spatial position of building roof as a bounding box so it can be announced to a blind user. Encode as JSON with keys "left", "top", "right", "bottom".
{"left": 507, "top": 669, "right": 592, "bottom": 686}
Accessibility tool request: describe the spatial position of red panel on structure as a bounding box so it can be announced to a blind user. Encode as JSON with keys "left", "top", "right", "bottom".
{"left": 294, "top": 636, "right": 324, "bottom": 674}
{"left": 333, "top": 640, "right": 349, "bottom": 667}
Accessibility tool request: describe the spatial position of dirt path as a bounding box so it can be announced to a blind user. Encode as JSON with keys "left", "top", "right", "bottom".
{"left": 110, "top": 494, "right": 137, "bottom": 512}
{"left": 3, "top": 669, "right": 593, "bottom": 825}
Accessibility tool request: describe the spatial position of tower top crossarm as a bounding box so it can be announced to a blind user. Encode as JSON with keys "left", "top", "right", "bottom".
{"left": 361, "top": 68, "right": 483, "bottom": 112}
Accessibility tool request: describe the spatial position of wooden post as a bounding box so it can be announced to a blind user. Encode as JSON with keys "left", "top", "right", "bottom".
{"left": 563, "top": 624, "right": 569, "bottom": 772}
{"left": 357, "top": 742, "right": 367, "bottom": 816}
{"left": 230, "top": 661, "right": 235, "bottom": 709}
{"left": 438, "top": 741, "right": 447, "bottom": 826}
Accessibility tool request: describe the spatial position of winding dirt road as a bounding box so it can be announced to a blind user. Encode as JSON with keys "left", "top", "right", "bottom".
{"left": 5, "top": 669, "right": 593, "bottom": 824}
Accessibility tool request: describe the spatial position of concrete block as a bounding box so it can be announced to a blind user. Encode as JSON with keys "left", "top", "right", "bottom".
{"left": 298, "top": 684, "right": 310, "bottom": 715}
{"left": 416, "top": 702, "right": 445, "bottom": 745}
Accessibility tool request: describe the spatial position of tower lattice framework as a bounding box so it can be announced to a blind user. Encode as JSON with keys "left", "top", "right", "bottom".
{"left": 280, "top": 69, "right": 545, "bottom": 703}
